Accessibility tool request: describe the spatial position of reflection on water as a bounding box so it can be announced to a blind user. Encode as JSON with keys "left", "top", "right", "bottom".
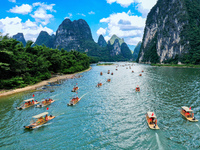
{"left": 0, "top": 63, "right": 200, "bottom": 149}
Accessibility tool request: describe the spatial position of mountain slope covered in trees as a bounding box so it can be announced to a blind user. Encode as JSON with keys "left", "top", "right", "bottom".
{"left": 0, "top": 35, "right": 89, "bottom": 89}
{"left": 33, "top": 19, "right": 133, "bottom": 62}
{"left": 137, "top": 0, "right": 200, "bottom": 64}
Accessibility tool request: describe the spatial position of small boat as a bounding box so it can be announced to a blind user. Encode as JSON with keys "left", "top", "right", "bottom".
{"left": 129, "top": 66, "right": 131, "bottom": 69}
{"left": 107, "top": 70, "right": 110, "bottom": 74}
{"left": 111, "top": 72, "right": 113, "bottom": 75}
{"left": 132, "top": 71, "right": 134, "bottom": 73}
{"left": 67, "top": 96, "right": 81, "bottom": 106}
{"left": 142, "top": 70, "right": 144, "bottom": 72}
{"left": 116, "top": 69, "right": 118, "bottom": 71}
{"left": 107, "top": 79, "right": 111, "bottom": 82}
{"left": 146, "top": 112, "right": 159, "bottom": 129}
{"left": 96, "top": 83, "right": 103, "bottom": 87}
{"left": 100, "top": 72, "right": 103, "bottom": 75}
{"left": 135, "top": 86, "right": 140, "bottom": 92}
{"left": 139, "top": 74, "right": 142, "bottom": 76}
{"left": 24, "top": 112, "right": 55, "bottom": 129}
{"left": 180, "top": 106, "right": 198, "bottom": 122}
{"left": 36, "top": 98, "right": 55, "bottom": 108}
{"left": 71, "top": 86, "right": 79, "bottom": 92}
{"left": 16, "top": 98, "right": 39, "bottom": 110}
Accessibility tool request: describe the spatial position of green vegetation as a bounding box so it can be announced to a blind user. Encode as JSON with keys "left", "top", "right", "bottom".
{"left": 137, "top": 33, "right": 159, "bottom": 64}
{"left": 33, "top": 31, "right": 54, "bottom": 48}
{"left": 96, "top": 63, "right": 114, "bottom": 66}
{"left": 73, "top": 39, "right": 132, "bottom": 62}
{"left": 121, "top": 43, "right": 133, "bottom": 60}
{"left": 151, "top": 63, "right": 200, "bottom": 68}
{"left": 109, "top": 34, "right": 124, "bottom": 45}
{"left": 180, "top": 0, "right": 200, "bottom": 64}
{"left": 137, "top": 0, "right": 200, "bottom": 65}
{"left": 0, "top": 34, "right": 90, "bottom": 89}
{"left": 133, "top": 42, "right": 141, "bottom": 61}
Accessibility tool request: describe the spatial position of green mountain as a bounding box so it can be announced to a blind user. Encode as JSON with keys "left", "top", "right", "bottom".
{"left": 133, "top": 41, "right": 141, "bottom": 61}
{"left": 12, "top": 33, "right": 26, "bottom": 46}
{"left": 33, "top": 31, "right": 54, "bottom": 48}
{"left": 97, "top": 35, "right": 107, "bottom": 47}
{"left": 109, "top": 34, "right": 124, "bottom": 46}
{"left": 121, "top": 43, "right": 133, "bottom": 60}
{"left": 54, "top": 19, "right": 94, "bottom": 50}
{"left": 137, "top": 0, "right": 200, "bottom": 64}
{"left": 33, "top": 19, "right": 133, "bottom": 62}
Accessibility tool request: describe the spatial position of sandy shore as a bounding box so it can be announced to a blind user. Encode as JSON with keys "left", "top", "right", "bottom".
{"left": 0, "top": 67, "right": 92, "bottom": 98}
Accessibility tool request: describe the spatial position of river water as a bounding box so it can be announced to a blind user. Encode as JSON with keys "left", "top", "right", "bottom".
{"left": 0, "top": 63, "right": 200, "bottom": 150}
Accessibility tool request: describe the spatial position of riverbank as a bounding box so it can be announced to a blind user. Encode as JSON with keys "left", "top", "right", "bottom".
{"left": 0, "top": 67, "right": 92, "bottom": 98}
{"left": 151, "top": 64, "right": 200, "bottom": 68}
{"left": 96, "top": 63, "right": 114, "bottom": 66}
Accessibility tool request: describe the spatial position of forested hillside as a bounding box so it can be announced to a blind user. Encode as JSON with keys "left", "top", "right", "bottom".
{"left": 0, "top": 35, "right": 90, "bottom": 89}
{"left": 137, "top": 0, "right": 200, "bottom": 64}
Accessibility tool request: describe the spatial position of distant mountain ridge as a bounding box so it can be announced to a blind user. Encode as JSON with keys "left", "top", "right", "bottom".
{"left": 97, "top": 35, "right": 107, "bottom": 47}
{"left": 15, "top": 18, "right": 133, "bottom": 61}
{"left": 12, "top": 33, "right": 26, "bottom": 46}
{"left": 133, "top": 42, "right": 141, "bottom": 61}
{"left": 109, "top": 34, "right": 124, "bottom": 46}
{"left": 33, "top": 31, "right": 54, "bottom": 48}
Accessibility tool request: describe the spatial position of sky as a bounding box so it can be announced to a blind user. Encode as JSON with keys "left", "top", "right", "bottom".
{"left": 0, "top": 0, "right": 157, "bottom": 50}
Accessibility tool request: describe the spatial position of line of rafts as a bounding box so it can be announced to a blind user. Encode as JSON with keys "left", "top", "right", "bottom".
{"left": 146, "top": 106, "right": 198, "bottom": 130}
{"left": 106, "top": 70, "right": 114, "bottom": 75}
{"left": 96, "top": 78, "right": 111, "bottom": 88}
{"left": 23, "top": 83, "right": 83, "bottom": 129}
{"left": 68, "top": 84, "right": 81, "bottom": 106}
{"left": 16, "top": 98, "right": 55, "bottom": 110}
{"left": 100, "top": 71, "right": 114, "bottom": 75}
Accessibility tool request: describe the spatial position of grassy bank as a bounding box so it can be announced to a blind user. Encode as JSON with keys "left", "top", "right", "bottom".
{"left": 151, "top": 64, "right": 200, "bottom": 68}
{"left": 96, "top": 63, "right": 114, "bottom": 66}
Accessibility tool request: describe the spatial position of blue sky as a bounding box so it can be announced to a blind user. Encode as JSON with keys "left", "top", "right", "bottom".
{"left": 0, "top": 0, "right": 157, "bottom": 50}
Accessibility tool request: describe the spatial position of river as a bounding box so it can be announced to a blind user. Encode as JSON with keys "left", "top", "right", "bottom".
{"left": 0, "top": 63, "right": 200, "bottom": 149}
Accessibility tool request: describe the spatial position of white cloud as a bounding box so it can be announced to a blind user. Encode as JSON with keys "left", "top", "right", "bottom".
{"left": 126, "top": 37, "right": 142, "bottom": 45}
{"left": 136, "top": 0, "right": 157, "bottom": 17}
{"left": 0, "top": 17, "right": 54, "bottom": 42}
{"left": 106, "top": 0, "right": 157, "bottom": 17}
{"left": 77, "top": 13, "right": 86, "bottom": 17}
{"left": 106, "top": 0, "right": 134, "bottom": 7}
{"left": 88, "top": 11, "right": 95, "bottom": 15}
{"left": 104, "top": 36, "right": 111, "bottom": 42}
{"left": 32, "top": 2, "right": 56, "bottom": 12}
{"left": 65, "top": 13, "right": 72, "bottom": 19}
{"left": 96, "top": 27, "right": 107, "bottom": 36}
{"left": 102, "top": 0, "right": 158, "bottom": 45}
{"left": 31, "top": 2, "right": 56, "bottom": 25}
{"left": 98, "top": 11, "right": 146, "bottom": 45}
{"left": 8, "top": 4, "right": 32, "bottom": 15}
{"left": 8, "top": 0, "right": 16, "bottom": 3}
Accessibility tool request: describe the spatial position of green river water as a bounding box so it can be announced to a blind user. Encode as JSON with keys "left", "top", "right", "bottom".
{"left": 0, "top": 63, "right": 200, "bottom": 150}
